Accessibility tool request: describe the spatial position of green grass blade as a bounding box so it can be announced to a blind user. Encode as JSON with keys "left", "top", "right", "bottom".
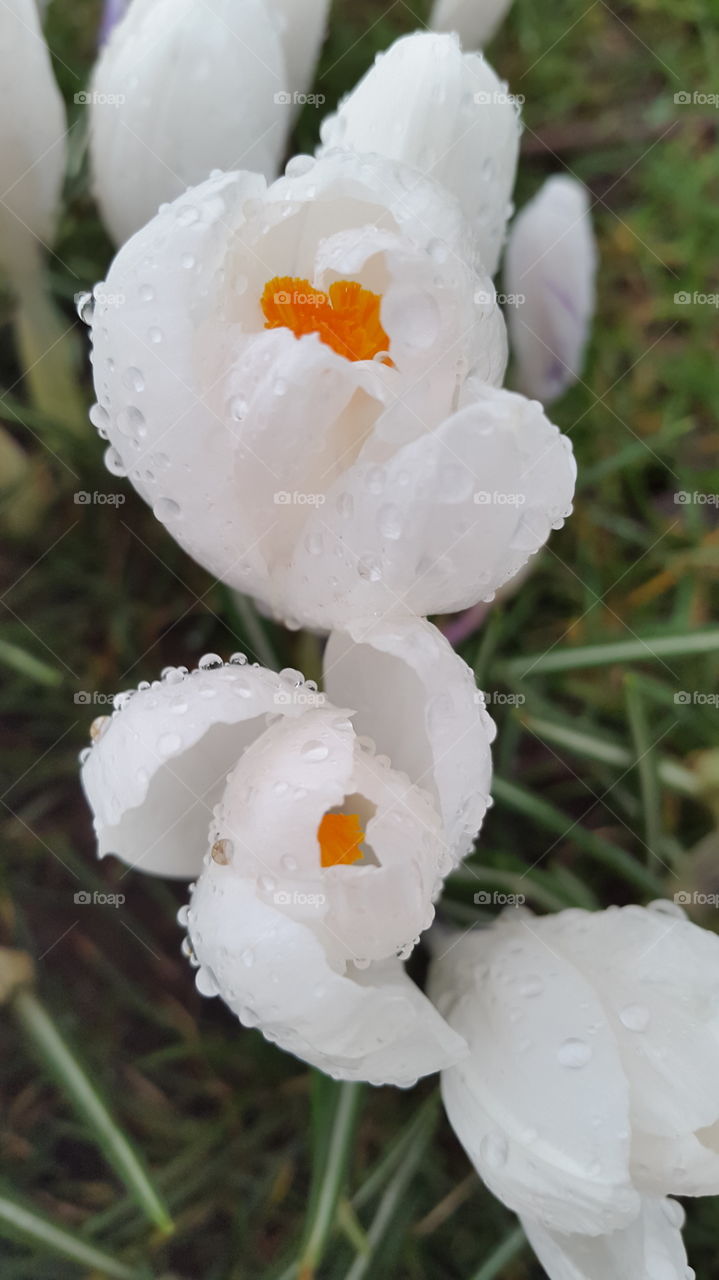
{"left": 470, "top": 1224, "right": 527, "bottom": 1280}
{"left": 0, "top": 1191, "right": 146, "bottom": 1280}
{"left": 297, "top": 1078, "right": 364, "bottom": 1279}
{"left": 519, "top": 714, "right": 698, "bottom": 797}
{"left": 343, "top": 1094, "right": 438, "bottom": 1280}
{"left": 624, "top": 675, "right": 664, "bottom": 864}
{"left": 492, "top": 777, "right": 664, "bottom": 896}
{"left": 11, "top": 989, "right": 173, "bottom": 1236}
{"left": 503, "top": 629, "right": 719, "bottom": 678}
{"left": 0, "top": 638, "right": 62, "bottom": 688}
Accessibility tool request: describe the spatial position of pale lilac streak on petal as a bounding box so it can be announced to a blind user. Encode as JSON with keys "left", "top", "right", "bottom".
{"left": 99, "top": 0, "right": 129, "bottom": 44}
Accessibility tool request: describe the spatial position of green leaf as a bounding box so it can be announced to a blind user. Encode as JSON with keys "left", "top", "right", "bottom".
{"left": 469, "top": 1224, "right": 527, "bottom": 1280}
{"left": 502, "top": 629, "right": 719, "bottom": 678}
{"left": 0, "top": 637, "right": 62, "bottom": 688}
{"left": 11, "top": 989, "right": 173, "bottom": 1236}
{"left": 0, "top": 1190, "right": 146, "bottom": 1280}
{"left": 624, "top": 674, "right": 665, "bottom": 865}
{"left": 295, "top": 1077, "right": 364, "bottom": 1279}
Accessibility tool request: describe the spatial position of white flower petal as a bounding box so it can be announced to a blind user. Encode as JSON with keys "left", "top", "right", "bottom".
{"left": 520, "top": 1196, "right": 691, "bottom": 1280}
{"left": 504, "top": 176, "right": 597, "bottom": 404}
{"left": 324, "top": 616, "right": 495, "bottom": 862}
{"left": 90, "top": 0, "right": 289, "bottom": 244}
{"left": 0, "top": 0, "right": 66, "bottom": 274}
{"left": 284, "top": 384, "right": 576, "bottom": 626}
{"left": 430, "top": 0, "right": 513, "bottom": 47}
{"left": 547, "top": 905, "right": 719, "bottom": 1141}
{"left": 209, "top": 706, "right": 450, "bottom": 966}
{"left": 188, "top": 865, "right": 467, "bottom": 1084}
{"left": 430, "top": 916, "right": 639, "bottom": 1237}
{"left": 318, "top": 33, "right": 521, "bottom": 275}
{"left": 271, "top": 0, "right": 329, "bottom": 100}
{"left": 80, "top": 657, "right": 307, "bottom": 878}
{"left": 632, "top": 1127, "right": 719, "bottom": 1199}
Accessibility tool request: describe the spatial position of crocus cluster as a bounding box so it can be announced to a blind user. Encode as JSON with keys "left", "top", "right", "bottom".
{"left": 5, "top": 1, "right": 713, "bottom": 1276}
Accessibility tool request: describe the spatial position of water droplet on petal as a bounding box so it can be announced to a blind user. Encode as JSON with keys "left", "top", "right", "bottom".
{"left": 558, "top": 1038, "right": 592, "bottom": 1068}
{"left": 480, "top": 1132, "right": 508, "bottom": 1169}
{"left": 619, "top": 1004, "right": 650, "bottom": 1032}
{"left": 153, "top": 497, "right": 181, "bottom": 523}
{"left": 301, "top": 740, "right": 329, "bottom": 762}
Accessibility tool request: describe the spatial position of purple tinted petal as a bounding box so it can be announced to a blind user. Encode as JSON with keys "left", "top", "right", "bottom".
{"left": 99, "top": 0, "right": 130, "bottom": 46}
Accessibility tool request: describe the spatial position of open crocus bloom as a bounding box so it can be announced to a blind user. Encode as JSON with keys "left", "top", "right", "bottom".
{"left": 505, "top": 176, "right": 597, "bottom": 404}
{"left": 80, "top": 618, "right": 494, "bottom": 1084}
{"left": 89, "top": 149, "right": 576, "bottom": 631}
{"left": 429, "top": 903, "right": 719, "bottom": 1278}
{"left": 90, "top": 0, "right": 330, "bottom": 245}
{"left": 318, "top": 33, "right": 521, "bottom": 277}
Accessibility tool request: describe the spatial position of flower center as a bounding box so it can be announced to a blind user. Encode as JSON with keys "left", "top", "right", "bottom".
{"left": 318, "top": 812, "right": 365, "bottom": 868}
{"left": 261, "top": 276, "right": 391, "bottom": 363}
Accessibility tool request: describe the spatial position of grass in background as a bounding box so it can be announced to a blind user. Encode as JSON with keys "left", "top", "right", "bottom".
{"left": 1, "top": 0, "right": 718, "bottom": 1276}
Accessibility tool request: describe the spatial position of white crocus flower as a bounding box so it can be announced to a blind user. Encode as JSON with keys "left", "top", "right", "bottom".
{"left": 88, "top": 150, "right": 575, "bottom": 631}
{"left": 504, "top": 175, "right": 597, "bottom": 404}
{"left": 429, "top": 0, "right": 514, "bottom": 49}
{"left": 89, "top": 0, "right": 329, "bottom": 245}
{"left": 429, "top": 903, "right": 719, "bottom": 1278}
{"left": 0, "top": 0, "right": 84, "bottom": 429}
{"left": 318, "top": 33, "right": 521, "bottom": 277}
{"left": 80, "top": 619, "right": 495, "bottom": 1084}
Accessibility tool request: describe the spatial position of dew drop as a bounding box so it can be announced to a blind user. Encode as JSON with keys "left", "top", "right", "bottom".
{"left": 557, "top": 1038, "right": 592, "bottom": 1068}
{"left": 195, "top": 966, "right": 219, "bottom": 997}
{"left": 122, "top": 367, "right": 145, "bottom": 393}
{"left": 480, "top": 1132, "right": 508, "bottom": 1169}
{"left": 619, "top": 1004, "right": 650, "bottom": 1032}
{"left": 301, "top": 740, "right": 330, "bottom": 762}
{"left": 139, "top": 283, "right": 155, "bottom": 302}
{"left": 158, "top": 732, "right": 182, "bottom": 755}
{"left": 199, "top": 653, "right": 223, "bottom": 670}
{"left": 153, "top": 497, "right": 181, "bottom": 522}
{"left": 176, "top": 904, "right": 190, "bottom": 927}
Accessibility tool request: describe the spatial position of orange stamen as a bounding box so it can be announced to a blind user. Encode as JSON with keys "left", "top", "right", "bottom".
{"left": 318, "top": 812, "right": 366, "bottom": 868}
{"left": 261, "top": 275, "right": 392, "bottom": 364}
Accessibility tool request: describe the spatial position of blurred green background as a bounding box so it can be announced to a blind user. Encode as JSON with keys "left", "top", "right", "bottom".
{"left": 1, "top": 0, "right": 718, "bottom": 1276}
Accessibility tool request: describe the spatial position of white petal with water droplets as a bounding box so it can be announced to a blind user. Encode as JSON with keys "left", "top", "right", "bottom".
{"left": 90, "top": 0, "right": 289, "bottom": 244}
{"left": 430, "top": 916, "right": 638, "bottom": 1236}
{"left": 324, "top": 616, "right": 495, "bottom": 863}
{"left": 318, "top": 33, "right": 521, "bottom": 275}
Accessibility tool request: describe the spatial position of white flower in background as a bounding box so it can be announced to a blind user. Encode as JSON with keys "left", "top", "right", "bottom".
{"left": 429, "top": 903, "right": 719, "bottom": 1278}
{"left": 80, "top": 618, "right": 495, "bottom": 1084}
{"left": 429, "top": 0, "right": 514, "bottom": 49}
{"left": 504, "top": 175, "right": 597, "bottom": 404}
{"left": 318, "top": 32, "right": 521, "bottom": 277}
{"left": 89, "top": 150, "right": 575, "bottom": 631}
{"left": 89, "top": 0, "right": 330, "bottom": 245}
{"left": 0, "top": 0, "right": 85, "bottom": 429}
